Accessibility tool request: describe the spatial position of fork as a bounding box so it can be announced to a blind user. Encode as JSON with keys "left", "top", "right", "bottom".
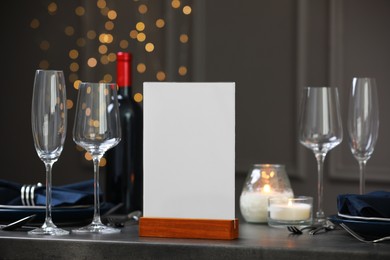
{"left": 287, "top": 225, "right": 316, "bottom": 235}
{"left": 339, "top": 223, "right": 390, "bottom": 243}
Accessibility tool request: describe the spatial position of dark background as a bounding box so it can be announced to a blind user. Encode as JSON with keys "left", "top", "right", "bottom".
{"left": 1, "top": 0, "right": 390, "bottom": 218}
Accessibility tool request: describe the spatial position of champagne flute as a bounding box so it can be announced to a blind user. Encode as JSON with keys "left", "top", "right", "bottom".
{"left": 298, "top": 87, "right": 343, "bottom": 224}
{"left": 72, "top": 82, "right": 121, "bottom": 234}
{"left": 30, "top": 69, "right": 69, "bottom": 235}
{"left": 347, "top": 77, "right": 379, "bottom": 194}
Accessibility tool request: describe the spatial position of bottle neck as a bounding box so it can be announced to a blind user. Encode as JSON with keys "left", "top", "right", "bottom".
{"left": 118, "top": 85, "right": 132, "bottom": 99}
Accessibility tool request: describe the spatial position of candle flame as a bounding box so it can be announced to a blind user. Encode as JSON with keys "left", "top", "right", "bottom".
{"left": 263, "top": 184, "right": 271, "bottom": 193}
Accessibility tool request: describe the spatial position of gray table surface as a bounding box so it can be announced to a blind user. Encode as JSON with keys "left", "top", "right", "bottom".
{"left": 0, "top": 222, "right": 390, "bottom": 259}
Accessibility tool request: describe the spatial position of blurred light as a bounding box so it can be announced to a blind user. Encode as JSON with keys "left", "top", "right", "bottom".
{"left": 99, "top": 45, "right": 108, "bottom": 54}
{"left": 171, "top": 0, "right": 181, "bottom": 9}
{"left": 69, "top": 49, "right": 79, "bottom": 59}
{"left": 87, "top": 30, "right": 97, "bottom": 40}
{"left": 99, "top": 33, "right": 113, "bottom": 43}
{"left": 155, "top": 19, "right": 165, "bottom": 28}
{"left": 134, "top": 93, "right": 143, "bottom": 102}
{"left": 105, "top": 21, "right": 114, "bottom": 30}
{"left": 100, "top": 157, "right": 107, "bottom": 167}
{"left": 65, "top": 26, "right": 75, "bottom": 36}
{"left": 30, "top": 19, "right": 40, "bottom": 29}
{"left": 66, "top": 99, "right": 74, "bottom": 109}
{"left": 104, "top": 74, "right": 113, "bottom": 82}
{"left": 87, "top": 57, "right": 98, "bottom": 67}
{"left": 178, "top": 66, "right": 187, "bottom": 76}
{"left": 156, "top": 71, "right": 166, "bottom": 81}
{"left": 70, "top": 62, "right": 79, "bottom": 72}
{"left": 107, "top": 10, "right": 117, "bottom": 20}
{"left": 108, "top": 52, "right": 116, "bottom": 62}
{"left": 100, "top": 7, "right": 109, "bottom": 16}
{"left": 97, "top": 0, "right": 106, "bottom": 9}
{"left": 75, "top": 6, "right": 85, "bottom": 16}
{"left": 138, "top": 4, "right": 148, "bottom": 14}
{"left": 129, "top": 30, "right": 138, "bottom": 39}
{"left": 40, "top": 40, "right": 50, "bottom": 51}
{"left": 180, "top": 34, "right": 188, "bottom": 43}
{"left": 48, "top": 2, "right": 58, "bottom": 15}
{"left": 136, "top": 22, "right": 145, "bottom": 31}
{"left": 100, "top": 55, "right": 109, "bottom": 64}
{"left": 85, "top": 108, "right": 91, "bottom": 116}
{"left": 137, "top": 32, "right": 146, "bottom": 42}
{"left": 77, "top": 38, "right": 86, "bottom": 47}
{"left": 74, "top": 80, "right": 81, "bottom": 90}
{"left": 145, "top": 43, "right": 154, "bottom": 52}
{"left": 119, "top": 40, "right": 129, "bottom": 49}
{"left": 39, "top": 60, "right": 49, "bottom": 69}
{"left": 183, "top": 5, "right": 192, "bottom": 15}
{"left": 84, "top": 152, "right": 92, "bottom": 161}
{"left": 137, "top": 63, "right": 146, "bottom": 73}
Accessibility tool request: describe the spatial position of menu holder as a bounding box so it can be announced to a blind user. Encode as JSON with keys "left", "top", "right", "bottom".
{"left": 139, "top": 217, "right": 239, "bottom": 240}
{"left": 141, "top": 82, "right": 238, "bottom": 240}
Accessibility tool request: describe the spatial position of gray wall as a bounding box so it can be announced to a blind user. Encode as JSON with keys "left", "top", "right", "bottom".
{"left": 194, "top": 0, "right": 390, "bottom": 217}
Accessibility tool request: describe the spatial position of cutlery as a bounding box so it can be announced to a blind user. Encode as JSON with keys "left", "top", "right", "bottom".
{"left": 339, "top": 223, "right": 390, "bottom": 243}
{"left": 287, "top": 225, "right": 315, "bottom": 235}
{"left": 1, "top": 214, "right": 36, "bottom": 231}
{"left": 287, "top": 221, "right": 336, "bottom": 235}
{"left": 105, "top": 210, "right": 142, "bottom": 227}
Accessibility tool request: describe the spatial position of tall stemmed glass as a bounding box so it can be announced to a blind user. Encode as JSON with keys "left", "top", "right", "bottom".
{"left": 298, "top": 87, "right": 343, "bottom": 224}
{"left": 30, "top": 70, "right": 69, "bottom": 235}
{"left": 347, "top": 77, "right": 379, "bottom": 194}
{"left": 72, "top": 82, "right": 121, "bottom": 234}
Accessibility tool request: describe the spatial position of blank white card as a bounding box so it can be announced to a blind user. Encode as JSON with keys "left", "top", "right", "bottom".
{"left": 143, "top": 82, "right": 235, "bottom": 220}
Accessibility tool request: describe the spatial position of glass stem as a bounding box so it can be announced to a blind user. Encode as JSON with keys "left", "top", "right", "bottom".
{"left": 314, "top": 152, "right": 326, "bottom": 223}
{"left": 92, "top": 155, "right": 102, "bottom": 225}
{"left": 44, "top": 161, "right": 55, "bottom": 226}
{"left": 358, "top": 160, "right": 367, "bottom": 195}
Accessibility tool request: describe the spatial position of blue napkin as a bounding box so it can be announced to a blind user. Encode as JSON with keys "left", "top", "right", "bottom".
{"left": 337, "top": 191, "right": 390, "bottom": 218}
{"left": 0, "top": 179, "right": 100, "bottom": 207}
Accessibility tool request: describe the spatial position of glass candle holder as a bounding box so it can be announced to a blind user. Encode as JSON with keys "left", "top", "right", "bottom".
{"left": 240, "top": 164, "right": 294, "bottom": 223}
{"left": 268, "top": 196, "right": 313, "bottom": 228}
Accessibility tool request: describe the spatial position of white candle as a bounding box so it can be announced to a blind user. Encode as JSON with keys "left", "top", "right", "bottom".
{"left": 240, "top": 191, "right": 293, "bottom": 223}
{"left": 269, "top": 201, "right": 311, "bottom": 221}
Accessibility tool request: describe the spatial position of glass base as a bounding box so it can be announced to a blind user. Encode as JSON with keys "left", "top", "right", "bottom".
{"left": 28, "top": 225, "right": 69, "bottom": 236}
{"left": 72, "top": 222, "right": 121, "bottom": 234}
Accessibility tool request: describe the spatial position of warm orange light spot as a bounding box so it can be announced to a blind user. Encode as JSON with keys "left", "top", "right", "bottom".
{"left": 156, "top": 19, "right": 165, "bottom": 28}
{"left": 69, "top": 49, "right": 79, "bottom": 59}
{"left": 156, "top": 71, "right": 166, "bottom": 81}
{"left": 105, "top": 21, "right": 114, "bottom": 30}
{"left": 75, "top": 6, "right": 85, "bottom": 16}
{"left": 107, "top": 10, "right": 117, "bottom": 20}
{"left": 263, "top": 184, "right": 271, "bottom": 193}
{"left": 136, "top": 22, "right": 145, "bottom": 31}
{"left": 180, "top": 34, "right": 188, "bottom": 43}
{"left": 178, "top": 66, "right": 187, "bottom": 76}
{"left": 171, "top": 0, "right": 180, "bottom": 9}
{"left": 70, "top": 62, "right": 79, "bottom": 72}
{"left": 183, "top": 5, "right": 192, "bottom": 15}
{"left": 134, "top": 93, "right": 143, "bottom": 103}
{"left": 138, "top": 4, "right": 148, "bottom": 14}
{"left": 87, "top": 30, "right": 97, "bottom": 40}
{"left": 145, "top": 43, "right": 154, "bottom": 52}
{"left": 99, "top": 45, "right": 108, "bottom": 54}
{"left": 40, "top": 40, "right": 50, "bottom": 51}
{"left": 66, "top": 99, "right": 73, "bottom": 109}
{"left": 65, "top": 26, "right": 74, "bottom": 36}
{"left": 137, "top": 32, "right": 146, "bottom": 42}
{"left": 74, "top": 80, "right": 81, "bottom": 90}
{"left": 30, "top": 19, "right": 40, "bottom": 29}
{"left": 87, "top": 57, "right": 98, "bottom": 67}
{"left": 137, "top": 63, "right": 146, "bottom": 73}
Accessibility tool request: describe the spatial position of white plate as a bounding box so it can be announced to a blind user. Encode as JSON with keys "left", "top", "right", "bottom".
{"left": 338, "top": 212, "right": 390, "bottom": 222}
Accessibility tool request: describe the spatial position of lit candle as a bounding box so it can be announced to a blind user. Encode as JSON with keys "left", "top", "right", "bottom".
{"left": 240, "top": 184, "right": 293, "bottom": 223}
{"left": 268, "top": 198, "right": 312, "bottom": 221}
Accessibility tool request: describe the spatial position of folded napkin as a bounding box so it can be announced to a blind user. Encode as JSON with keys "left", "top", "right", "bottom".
{"left": 337, "top": 191, "right": 390, "bottom": 218}
{"left": 0, "top": 179, "right": 101, "bottom": 207}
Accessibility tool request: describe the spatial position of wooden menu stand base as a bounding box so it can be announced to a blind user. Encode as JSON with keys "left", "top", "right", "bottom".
{"left": 139, "top": 217, "right": 239, "bottom": 240}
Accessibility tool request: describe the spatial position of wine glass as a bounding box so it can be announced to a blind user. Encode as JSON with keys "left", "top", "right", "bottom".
{"left": 298, "top": 87, "right": 343, "bottom": 224}
{"left": 30, "top": 69, "right": 69, "bottom": 235}
{"left": 72, "top": 82, "right": 121, "bottom": 234}
{"left": 347, "top": 77, "right": 379, "bottom": 194}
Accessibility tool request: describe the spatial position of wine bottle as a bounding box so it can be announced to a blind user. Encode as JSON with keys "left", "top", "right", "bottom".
{"left": 105, "top": 51, "right": 143, "bottom": 214}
